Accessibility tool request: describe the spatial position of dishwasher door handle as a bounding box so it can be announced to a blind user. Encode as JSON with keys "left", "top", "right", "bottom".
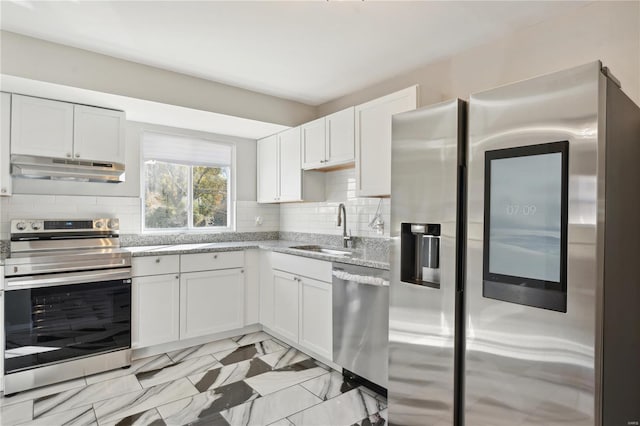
{"left": 332, "top": 269, "right": 389, "bottom": 287}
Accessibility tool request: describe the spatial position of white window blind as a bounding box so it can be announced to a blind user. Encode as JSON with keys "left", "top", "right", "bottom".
{"left": 142, "top": 132, "right": 232, "bottom": 167}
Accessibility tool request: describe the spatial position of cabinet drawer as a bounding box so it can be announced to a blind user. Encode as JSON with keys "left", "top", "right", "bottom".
{"left": 180, "top": 251, "right": 244, "bottom": 273}
{"left": 272, "top": 252, "right": 331, "bottom": 283}
{"left": 132, "top": 255, "right": 180, "bottom": 277}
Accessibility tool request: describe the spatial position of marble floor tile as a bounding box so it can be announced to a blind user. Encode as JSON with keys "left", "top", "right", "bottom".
{"left": 287, "top": 387, "right": 385, "bottom": 426}
{"left": 86, "top": 354, "right": 174, "bottom": 385}
{"left": 168, "top": 339, "right": 239, "bottom": 363}
{"left": 98, "top": 408, "right": 166, "bottom": 426}
{"left": 137, "top": 355, "right": 221, "bottom": 389}
{"left": 267, "top": 419, "right": 294, "bottom": 426}
{"left": 359, "top": 387, "right": 388, "bottom": 409}
{"left": 20, "top": 405, "right": 96, "bottom": 426}
{"left": 0, "top": 377, "right": 86, "bottom": 407}
{"left": 214, "top": 340, "right": 286, "bottom": 366}
{"left": 232, "top": 332, "right": 274, "bottom": 347}
{"left": 33, "top": 375, "right": 141, "bottom": 419}
{"left": 245, "top": 359, "right": 329, "bottom": 396}
{"left": 0, "top": 400, "right": 33, "bottom": 425}
{"left": 259, "top": 348, "right": 310, "bottom": 370}
{"left": 300, "top": 371, "right": 358, "bottom": 401}
{"left": 188, "top": 358, "right": 272, "bottom": 393}
{"left": 157, "top": 380, "right": 258, "bottom": 425}
{"left": 220, "top": 385, "right": 321, "bottom": 426}
{"left": 351, "top": 410, "right": 387, "bottom": 426}
{"left": 94, "top": 378, "right": 198, "bottom": 423}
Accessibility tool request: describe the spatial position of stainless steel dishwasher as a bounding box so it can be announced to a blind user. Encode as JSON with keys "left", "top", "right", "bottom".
{"left": 332, "top": 262, "right": 389, "bottom": 392}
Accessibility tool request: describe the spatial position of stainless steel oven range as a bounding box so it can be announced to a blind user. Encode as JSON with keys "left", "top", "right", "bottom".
{"left": 3, "top": 218, "right": 132, "bottom": 395}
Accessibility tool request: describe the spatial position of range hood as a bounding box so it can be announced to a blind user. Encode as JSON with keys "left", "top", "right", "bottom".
{"left": 11, "top": 155, "right": 125, "bottom": 183}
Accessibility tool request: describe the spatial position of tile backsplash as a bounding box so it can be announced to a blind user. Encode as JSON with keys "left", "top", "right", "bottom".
{"left": 279, "top": 168, "right": 390, "bottom": 238}
{"left": 0, "top": 169, "right": 385, "bottom": 240}
{"left": 0, "top": 196, "right": 279, "bottom": 239}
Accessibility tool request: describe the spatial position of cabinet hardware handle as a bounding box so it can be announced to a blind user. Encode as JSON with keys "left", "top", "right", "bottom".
{"left": 66, "top": 153, "right": 72, "bottom": 158}
{"left": 175, "top": 275, "right": 179, "bottom": 279}
{"left": 213, "top": 254, "right": 218, "bottom": 259}
{"left": 241, "top": 269, "right": 244, "bottom": 274}
{"left": 155, "top": 258, "right": 161, "bottom": 263}
{"left": 75, "top": 153, "right": 81, "bottom": 158}
{"left": 1, "top": 188, "right": 6, "bottom": 193}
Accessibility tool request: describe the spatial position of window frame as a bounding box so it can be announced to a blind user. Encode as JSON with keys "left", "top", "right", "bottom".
{"left": 140, "top": 127, "right": 236, "bottom": 234}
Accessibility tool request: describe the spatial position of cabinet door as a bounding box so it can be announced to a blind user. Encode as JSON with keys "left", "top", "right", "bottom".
{"left": 301, "top": 117, "right": 326, "bottom": 169}
{"left": 257, "top": 134, "right": 279, "bottom": 203}
{"left": 355, "top": 86, "right": 417, "bottom": 197}
{"left": 132, "top": 274, "right": 180, "bottom": 349}
{"left": 326, "top": 106, "right": 355, "bottom": 166}
{"left": 1, "top": 93, "right": 11, "bottom": 196}
{"left": 11, "top": 94, "right": 74, "bottom": 159}
{"left": 278, "top": 126, "right": 302, "bottom": 202}
{"left": 180, "top": 269, "right": 245, "bottom": 340}
{"left": 272, "top": 270, "right": 299, "bottom": 342}
{"left": 299, "top": 277, "right": 333, "bottom": 360}
{"left": 74, "top": 105, "right": 125, "bottom": 164}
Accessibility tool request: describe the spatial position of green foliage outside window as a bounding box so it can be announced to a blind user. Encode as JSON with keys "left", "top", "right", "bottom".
{"left": 145, "top": 160, "right": 228, "bottom": 230}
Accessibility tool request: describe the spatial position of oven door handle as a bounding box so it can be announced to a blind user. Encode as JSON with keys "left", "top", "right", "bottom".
{"left": 5, "top": 269, "right": 132, "bottom": 290}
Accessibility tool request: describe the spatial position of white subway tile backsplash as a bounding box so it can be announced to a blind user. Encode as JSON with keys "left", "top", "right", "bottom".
{"left": 279, "top": 168, "right": 390, "bottom": 238}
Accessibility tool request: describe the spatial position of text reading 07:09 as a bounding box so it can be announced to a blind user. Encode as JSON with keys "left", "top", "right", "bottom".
{"left": 506, "top": 204, "right": 537, "bottom": 216}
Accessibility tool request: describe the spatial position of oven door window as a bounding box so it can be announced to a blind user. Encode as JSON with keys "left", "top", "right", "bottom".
{"left": 4, "top": 279, "right": 131, "bottom": 373}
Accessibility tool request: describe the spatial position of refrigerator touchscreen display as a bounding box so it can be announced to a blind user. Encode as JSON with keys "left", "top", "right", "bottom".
{"left": 483, "top": 141, "right": 568, "bottom": 297}
{"left": 489, "top": 152, "right": 562, "bottom": 281}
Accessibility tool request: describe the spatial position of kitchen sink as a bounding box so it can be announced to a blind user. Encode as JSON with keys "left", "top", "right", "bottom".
{"left": 289, "top": 245, "right": 353, "bottom": 257}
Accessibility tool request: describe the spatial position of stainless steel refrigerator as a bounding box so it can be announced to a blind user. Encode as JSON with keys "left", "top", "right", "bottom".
{"left": 389, "top": 61, "right": 640, "bottom": 426}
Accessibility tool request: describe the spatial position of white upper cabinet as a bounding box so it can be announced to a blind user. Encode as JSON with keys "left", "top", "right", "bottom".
{"left": 302, "top": 107, "right": 355, "bottom": 170}
{"left": 11, "top": 94, "right": 74, "bottom": 159}
{"left": 279, "top": 127, "right": 302, "bottom": 202}
{"left": 301, "top": 117, "right": 326, "bottom": 169}
{"left": 257, "top": 127, "right": 323, "bottom": 203}
{"left": 325, "top": 106, "right": 355, "bottom": 166}
{"left": 257, "top": 134, "right": 279, "bottom": 203}
{"left": 1, "top": 92, "right": 11, "bottom": 196}
{"left": 74, "top": 105, "right": 125, "bottom": 164}
{"left": 355, "top": 86, "right": 418, "bottom": 197}
{"left": 10, "top": 94, "right": 125, "bottom": 164}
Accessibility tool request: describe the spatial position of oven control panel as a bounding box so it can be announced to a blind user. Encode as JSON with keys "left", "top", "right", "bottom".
{"left": 11, "top": 218, "right": 120, "bottom": 234}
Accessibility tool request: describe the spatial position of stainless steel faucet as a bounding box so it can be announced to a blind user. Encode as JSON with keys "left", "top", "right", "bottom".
{"left": 337, "top": 203, "right": 352, "bottom": 248}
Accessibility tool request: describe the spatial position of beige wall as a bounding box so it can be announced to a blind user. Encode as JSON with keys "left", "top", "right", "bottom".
{"left": 317, "top": 1, "right": 640, "bottom": 115}
{"left": 0, "top": 31, "right": 316, "bottom": 126}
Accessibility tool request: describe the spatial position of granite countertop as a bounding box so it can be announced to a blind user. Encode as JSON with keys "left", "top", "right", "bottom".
{"left": 124, "top": 240, "right": 390, "bottom": 270}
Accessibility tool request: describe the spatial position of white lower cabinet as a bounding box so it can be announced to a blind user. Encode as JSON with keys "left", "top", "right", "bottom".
{"left": 180, "top": 268, "right": 245, "bottom": 340}
{"left": 132, "top": 274, "right": 180, "bottom": 349}
{"left": 272, "top": 270, "right": 300, "bottom": 343}
{"left": 131, "top": 253, "right": 246, "bottom": 349}
{"left": 299, "top": 277, "right": 332, "bottom": 360}
{"left": 269, "top": 253, "right": 333, "bottom": 361}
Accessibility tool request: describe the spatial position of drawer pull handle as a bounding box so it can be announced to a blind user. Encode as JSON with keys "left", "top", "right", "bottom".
{"left": 155, "top": 258, "right": 161, "bottom": 263}
{"left": 213, "top": 254, "right": 218, "bottom": 259}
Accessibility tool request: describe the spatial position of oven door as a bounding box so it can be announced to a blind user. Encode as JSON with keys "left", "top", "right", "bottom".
{"left": 4, "top": 269, "right": 131, "bottom": 374}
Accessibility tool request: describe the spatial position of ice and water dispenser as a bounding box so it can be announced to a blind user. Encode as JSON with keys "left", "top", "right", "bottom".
{"left": 400, "top": 223, "right": 441, "bottom": 289}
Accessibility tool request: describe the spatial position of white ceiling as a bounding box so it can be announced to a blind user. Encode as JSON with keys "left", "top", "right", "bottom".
{"left": 1, "top": 1, "right": 589, "bottom": 106}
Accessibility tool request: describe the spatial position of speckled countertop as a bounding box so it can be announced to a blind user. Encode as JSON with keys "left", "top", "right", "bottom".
{"left": 124, "top": 240, "right": 390, "bottom": 270}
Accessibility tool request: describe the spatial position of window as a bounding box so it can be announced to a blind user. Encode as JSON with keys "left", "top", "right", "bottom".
{"left": 142, "top": 131, "right": 234, "bottom": 231}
